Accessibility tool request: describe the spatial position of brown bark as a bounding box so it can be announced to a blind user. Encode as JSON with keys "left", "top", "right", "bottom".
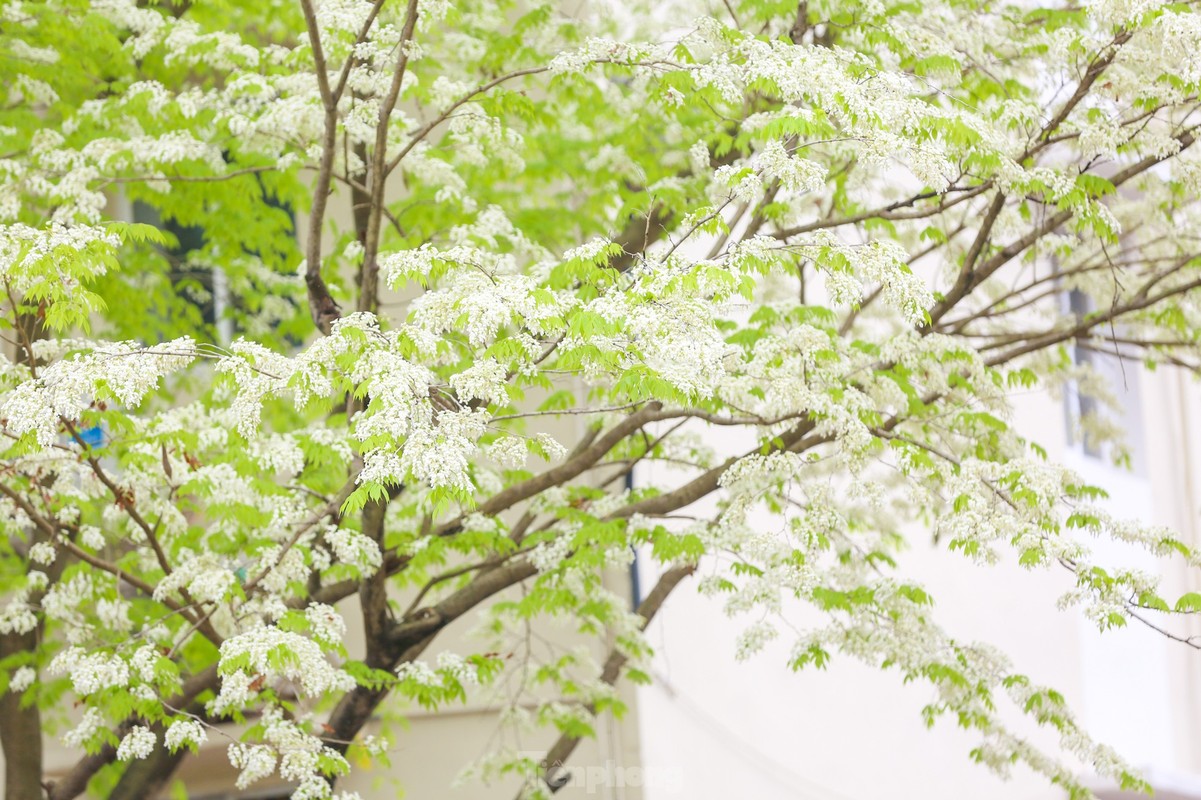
{"left": 1, "top": 630, "right": 44, "bottom": 800}
{"left": 323, "top": 558, "right": 540, "bottom": 770}
{"left": 356, "top": 0, "right": 420, "bottom": 316}
{"left": 359, "top": 497, "right": 392, "bottom": 667}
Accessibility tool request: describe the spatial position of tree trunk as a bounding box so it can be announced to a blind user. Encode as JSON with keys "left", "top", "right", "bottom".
{"left": 1, "top": 631, "right": 45, "bottom": 800}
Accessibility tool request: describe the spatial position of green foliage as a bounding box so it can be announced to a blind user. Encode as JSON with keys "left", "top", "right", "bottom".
{"left": 3, "top": 0, "right": 1201, "bottom": 797}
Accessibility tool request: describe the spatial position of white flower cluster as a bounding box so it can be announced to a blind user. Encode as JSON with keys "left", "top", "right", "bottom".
{"left": 228, "top": 742, "right": 278, "bottom": 789}
{"left": 116, "top": 726, "right": 157, "bottom": 761}
{"left": 529, "top": 536, "right": 573, "bottom": 572}
{"left": 62, "top": 708, "right": 105, "bottom": 750}
{"left": 305, "top": 603, "right": 347, "bottom": 646}
{"left": 487, "top": 435, "right": 528, "bottom": 469}
{"left": 8, "top": 666, "right": 36, "bottom": 693}
{"left": 755, "top": 139, "right": 827, "bottom": 194}
{"left": 806, "top": 232, "right": 934, "bottom": 325}
{"left": 448, "top": 359, "right": 508, "bottom": 405}
{"left": 0, "top": 576, "right": 41, "bottom": 636}
{"left": 2, "top": 338, "right": 196, "bottom": 447}
{"left": 210, "top": 626, "right": 355, "bottom": 716}
{"left": 735, "top": 619, "right": 779, "bottom": 660}
{"left": 225, "top": 707, "right": 364, "bottom": 797}
{"left": 49, "top": 646, "right": 129, "bottom": 696}
{"left": 0, "top": 222, "right": 118, "bottom": 291}
{"left": 42, "top": 573, "right": 98, "bottom": 636}
{"left": 409, "top": 270, "right": 567, "bottom": 349}
{"left": 1089, "top": 0, "right": 1161, "bottom": 27}
{"left": 27, "top": 541, "right": 55, "bottom": 565}
{"left": 547, "top": 38, "right": 645, "bottom": 75}
{"left": 324, "top": 526, "right": 383, "bottom": 575}
{"left": 154, "top": 551, "right": 237, "bottom": 605}
{"left": 164, "top": 718, "right": 208, "bottom": 752}
{"left": 392, "top": 408, "right": 489, "bottom": 493}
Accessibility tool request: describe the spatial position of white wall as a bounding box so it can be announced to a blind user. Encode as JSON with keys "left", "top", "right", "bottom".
{"left": 634, "top": 373, "right": 1201, "bottom": 800}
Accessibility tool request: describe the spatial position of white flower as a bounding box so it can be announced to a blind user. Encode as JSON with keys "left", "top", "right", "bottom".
{"left": 535, "top": 433, "right": 567, "bottom": 461}
{"left": 756, "top": 139, "right": 826, "bottom": 194}
{"left": 688, "top": 140, "right": 710, "bottom": 174}
{"left": 164, "top": 719, "right": 208, "bottom": 752}
{"left": 735, "top": 620, "right": 778, "bottom": 660}
{"left": 153, "top": 552, "right": 236, "bottom": 605}
{"left": 397, "top": 408, "right": 488, "bottom": 492}
{"left": 448, "top": 359, "right": 508, "bottom": 405}
{"left": 9, "top": 666, "right": 35, "bottom": 693}
{"left": 305, "top": 603, "right": 347, "bottom": 645}
{"left": 49, "top": 647, "right": 129, "bottom": 695}
{"left": 360, "top": 735, "right": 389, "bottom": 757}
{"left": 28, "top": 541, "right": 56, "bottom": 565}
{"left": 62, "top": 708, "right": 104, "bottom": 749}
{"left": 117, "top": 726, "right": 157, "bottom": 761}
{"left": 530, "top": 536, "right": 572, "bottom": 572}
{"left": 395, "top": 660, "right": 440, "bottom": 686}
{"left": 0, "top": 597, "right": 37, "bottom": 635}
{"left": 210, "top": 627, "right": 355, "bottom": 716}
{"left": 436, "top": 652, "right": 480, "bottom": 685}
{"left": 562, "top": 237, "right": 612, "bottom": 264}
{"left": 488, "top": 436, "right": 528, "bottom": 469}
{"left": 229, "top": 742, "right": 277, "bottom": 789}
{"left": 79, "top": 525, "right": 105, "bottom": 549}
{"left": 96, "top": 599, "right": 132, "bottom": 632}
{"left": 325, "top": 527, "right": 382, "bottom": 574}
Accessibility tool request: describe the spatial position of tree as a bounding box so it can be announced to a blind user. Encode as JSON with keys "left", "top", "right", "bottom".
{"left": 2, "top": 0, "right": 1201, "bottom": 797}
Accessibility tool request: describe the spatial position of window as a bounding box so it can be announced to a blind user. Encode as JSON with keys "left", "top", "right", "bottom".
{"left": 1062, "top": 288, "right": 1147, "bottom": 475}
{"left": 127, "top": 171, "right": 299, "bottom": 347}
{"left": 132, "top": 200, "right": 235, "bottom": 344}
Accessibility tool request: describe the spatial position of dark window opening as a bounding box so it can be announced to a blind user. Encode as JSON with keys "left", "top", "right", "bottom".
{"left": 132, "top": 185, "right": 297, "bottom": 346}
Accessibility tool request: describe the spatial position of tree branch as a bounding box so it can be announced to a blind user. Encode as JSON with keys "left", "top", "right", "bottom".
{"left": 523, "top": 563, "right": 696, "bottom": 797}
